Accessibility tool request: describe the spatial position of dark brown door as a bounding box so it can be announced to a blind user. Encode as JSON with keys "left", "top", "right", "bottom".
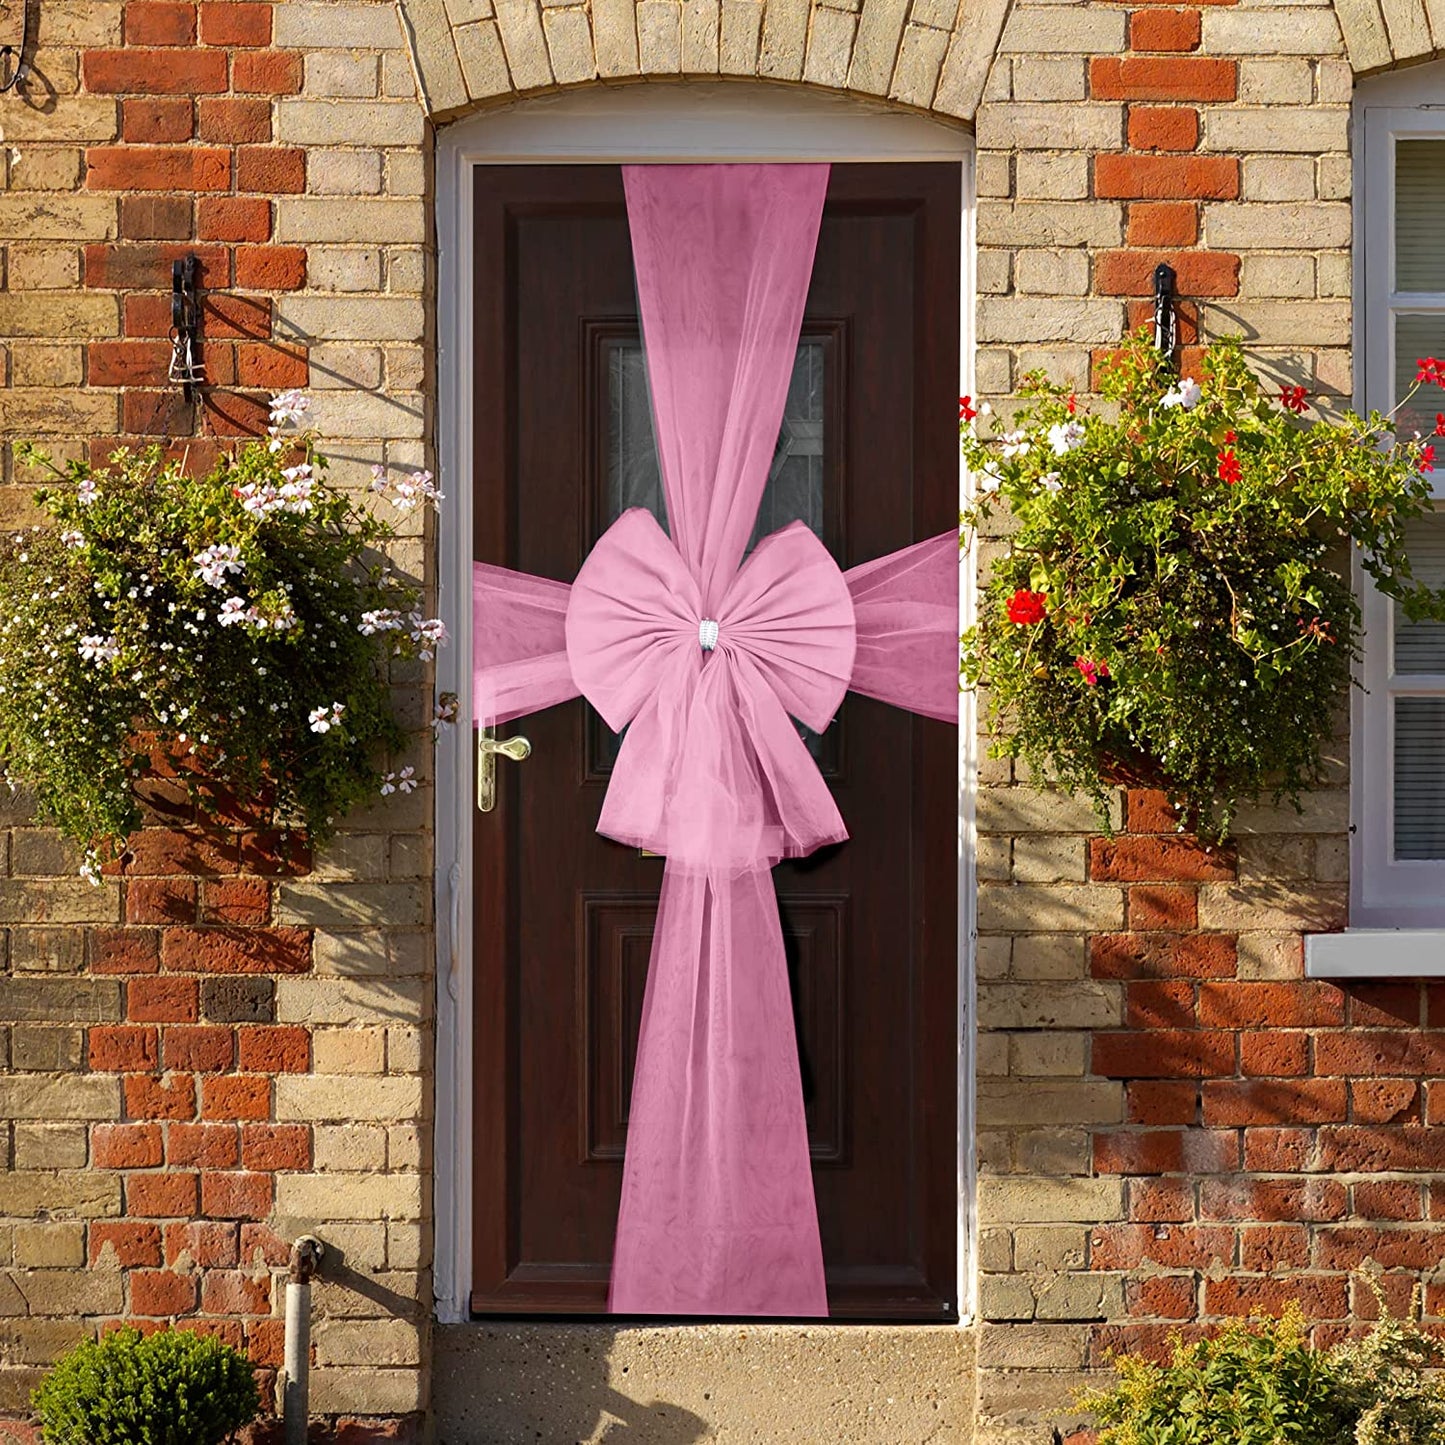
{"left": 472, "top": 163, "right": 959, "bottom": 1321}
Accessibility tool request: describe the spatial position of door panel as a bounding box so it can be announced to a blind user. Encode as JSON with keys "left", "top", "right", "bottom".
{"left": 472, "top": 163, "right": 959, "bottom": 1319}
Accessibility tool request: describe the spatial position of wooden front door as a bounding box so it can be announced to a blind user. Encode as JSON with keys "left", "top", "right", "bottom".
{"left": 472, "top": 163, "right": 960, "bottom": 1321}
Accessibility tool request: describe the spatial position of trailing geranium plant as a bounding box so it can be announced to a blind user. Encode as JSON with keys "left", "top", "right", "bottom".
{"left": 961, "top": 334, "right": 1445, "bottom": 839}
{"left": 0, "top": 391, "right": 454, "bottom": 880}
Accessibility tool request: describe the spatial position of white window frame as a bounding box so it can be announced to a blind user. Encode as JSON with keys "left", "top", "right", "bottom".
{"left": 430, "top": 83, "right": 979, "bottom": 1323}
{"left": 1308, "top": 64, "right": 1445, "bottom": 977}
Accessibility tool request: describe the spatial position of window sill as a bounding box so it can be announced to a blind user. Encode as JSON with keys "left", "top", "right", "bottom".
{"left": 1305, "top": 930, "right": 1445, "bottom": 978}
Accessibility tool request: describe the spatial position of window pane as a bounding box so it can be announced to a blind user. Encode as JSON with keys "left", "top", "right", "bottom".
{"left": 1396, "top": 140, "right": 1445, "bottom": 293}
{"left": 1391, "top": 314, "right": 1445, "bottom": 439}
{"left": 1394, "top": 511, "right": 1445, "bottom": 674}
{"left": 1395, "top": 697, "right": 1445, "bottom": 858}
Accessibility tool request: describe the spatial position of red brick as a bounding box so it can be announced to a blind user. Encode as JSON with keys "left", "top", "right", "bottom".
{"left": 1127, "top": 202, "right": 1199, "bottom": 247}
{"left": 1090, "top": 1223, "right": 1234, "bottom": 1271}
{"left": 86, "top": 146, "right": 231, "bottom": 191}
{"left": 240, "top": 1223, "right": 292, "bottom": 1267}
{"left": 236, "top": 145, "right": 306, "bottom": 194}
{"left": 165, "top": 1221, "right": 240, "bottom": 1267}
{"left": 202, "top": 1171, "right": 272, "bottom": 1220}
{"left": 120, "top": 195, "right": 194, "bottom": 241}
{"left": 84, "top": 47, "right": 227, "bottom": 92}
{"left": 1128, "top": 106, "right": 1200, "bottom": 152}
{"left": 167, "top": 1122, "right": 240, "bottom": 1169}
{"left": 1428, "top": 984, "right": 1445, "bottom": 1028}
{"left": 1096, "top": 249, "right": 1239, "bottom": 299}
{"left": 85, "top": 243, "right": 228, "bottom": 291}
{"left": 125, "top": 293, "right": 181, "bottom": 338}
{"left": 1206, "top": 1274, "right": 1348, "bottom": 1320}
{"left": 237, "top": 1026, "right": 307, "bottom": 1074}
{"left": 1091, "top": 56, "right": 1237, "bottom": 102}
{"left": 89, "top": 1024, "right": 159, "bottom": 1072}
{"left": 202, "top": 1075, "right": 271, "bottom": 1121}
{"left": 1315, "top": 1227, "right": 1443, "bottom": 1271}
{"left": 90, "top": 1221, "right": 163, "bottom": 1267}
{"left": 1094, "top": 1127, "right": 1239, "bottom": 1175}
{"left": 1090, "top": 1323, "right": 1213, "bottom": 1368}
{"left": 247, "top": 1318, "right": 286, "bottom": 1368}
{"left": 1352, "top": 1180, "right": 1424, "bottom": 1220}
{"left": 201, "top": 1271, "right": 273, "bottom": 1316}
{"left": 198, "top": 196, "right": 271, "bottom": 243}
{"left": 1095, "top": 154, "right": 1239, "bottom": 200}
{"left": 239, "top": 832, "right": 312, "bottom": 875}
{"left": 235, "top": 247, "right": 307, "bottom": 292}
{"left": 199, "top": 2, "right": 272, "bottom": 44}
{"left": 92, "top": 1122, "right": 163, "bottom": 1169}
{"left": 127, "top": 878, "right": 198, "bottom": 926}
{"left": 204, "top": 391, "right": 273, "bottom": 437}
{"left": 122, "top": 97, "right": 193, "bottom": 144}
{"left": 1129, "top": 9, "right": 1201, "bottom": 50}
{"left": 240, "top": 1123, "right": 310, "bottom": 1171}
{"left": 232, "top": 50, "right": 302, "bottom": 94}
{"left": 90, "top": 928, "right": 161, "bottom": 975}
{"left": 1125, "top": 980, "right": 1195, "bottom": 1029}
{"left": 1314, "top": 1031, "right": 1445, "bottom": 1076}
{"left": 1197, "top": 981, "right": 1344, "bottom": 1029}
{"left": 1348, "top": 982, "right": 1422, "bottom": 1027}
{"left": 161, "top": 926, "right": 311, "bottom": 975}
{"left": 124, "top": 1073, "right": 196, "bottom": 1122}
{"left": 1127, "top": 885, "right": 1197, "bottom": 930}
{"left": 124, "top": 2, "right": 196, "bottom": 44}
{"left": 1350, "top": 1079, "right": 1420, "bottom": 1125}
{"left": 163, "top": 1025, "right": 234, "bottom": 1073}
{"left": 198, "top": 97, "right": 272, "bottom": 144}
{"left": 1128, "top": 1275, "right": 1196, "bottom": 1319}
{"left": 235, "top": 339, "right": 308, "bottom": 386}
{"left": 126, "top": 1170, "right": 198, "bottom": 1217}
{"left": 1240, "top": 1224, "right": 1310, "bottom": 1271}
{"left": 1093, "top": 1029, "right": 1235, "bottom": 1077}
{"left": 1428, "top": 1083, "right": 1445, "bottom": 1127}
{"left": 200, "top": 292, "right": 273, "bottom": 340}
{"left": 1240, "top": 1031, "right": 1309, "bottom": 1077}
{"left": 1127, "top": 1176, "right": 1194, "bottom": 1221}
{"left": 1125, "top": 788, "right": 1184, "bottom": 832}
{"left": 1243, "top": 1127, "right": 1313, "bottom": 1172}
{"left": 1127, "top": 296, "right": 1201, "bottom": 341}
{"left": 125, "top": 828, "right": 239, "bottom": 876}
{"left": 1126, "top": 1080, "right": 1198, "bottom": 1125}
{"left": 123, "top": 391, "right": 196, "bottom": 438}
{"left": 1200, "top": 1177, "right": 1346, "bottom": 1222}
{"left": 200, "top": 878, "right": 271, "bottom": 926}
{"left": 131, "top": 1269, "right": 198, "bottom": 1317}
{"left": 1091, "top": 932, "right": 1235, "bottom": 979}
{"left": 1091, "top": 835, "right": 1233, "bottom": 883}
{"left": 1203, "top": 1078, "right": 1347, "bottom": 1127}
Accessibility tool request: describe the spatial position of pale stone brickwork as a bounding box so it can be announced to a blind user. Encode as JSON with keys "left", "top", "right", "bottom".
{"left": 0, "top": 0, "right": 1441, "bottom": 1441}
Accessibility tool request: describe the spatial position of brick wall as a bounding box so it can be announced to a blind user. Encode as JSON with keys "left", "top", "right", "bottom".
{"left": 0, "top": 0, "right": 1438, "bottom": 1441}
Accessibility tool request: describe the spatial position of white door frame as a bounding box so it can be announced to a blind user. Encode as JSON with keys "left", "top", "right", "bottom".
{"left": 432, "top": 81, "right": 978, "bottom": 1326}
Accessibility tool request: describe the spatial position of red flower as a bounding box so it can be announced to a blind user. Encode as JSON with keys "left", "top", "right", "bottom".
{"left": 1223, "top": 430, "right": 1237, "bottom": 443}
{"left": 1066, "top": 393, "right": 1078, "bottom": 416}
{"left": 1074, "top": 656, "right": 1110, "bottom": 687}
{"left": 1280, "top": 385, "right": 1308, "bottom": 414}
{"left": 1417, "top": 357, "right": 1445, "bottom": 386}
{"left": 1216, "top": 447, "right": 1243, "bottom": 485}
{"left": 959, "top": 395, "right": 978, "bottom": 422}
{"left": 1434, "top": 413, "right": 1445, "bottom": 437}
{"left": 1006, "top": 589, "right": 1047, "bottom": 626}
{"left": 1421, "top": 444, "right": 1436, "bottom": 474}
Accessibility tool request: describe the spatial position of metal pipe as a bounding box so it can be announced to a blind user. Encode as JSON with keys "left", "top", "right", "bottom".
{"left": 282, "top": 1236, "right": 324, "bottom": 1445}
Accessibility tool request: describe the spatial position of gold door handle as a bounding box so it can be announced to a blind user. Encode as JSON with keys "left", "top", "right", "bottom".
{"left": 477, "top": 726, "right": 531, "bottom": 812}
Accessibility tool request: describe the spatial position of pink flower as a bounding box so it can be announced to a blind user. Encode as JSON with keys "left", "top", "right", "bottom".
{"left": 1074, "top": 656, "right": 1110, "bottom": 687}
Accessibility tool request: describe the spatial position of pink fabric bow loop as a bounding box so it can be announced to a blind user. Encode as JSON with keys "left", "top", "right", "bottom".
{"left": 566, "top": 506, "right": 856, "bottom": 871}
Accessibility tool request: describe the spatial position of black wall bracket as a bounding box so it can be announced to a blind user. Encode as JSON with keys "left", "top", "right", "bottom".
{"left": 169, "top": 254, "right": 205, "bottom": 402}
{"left": 0, "top": 0, "right": 31, "bottom": 93}
{"left": 1153, "top": 261, "right": 1178, "bottom": 367}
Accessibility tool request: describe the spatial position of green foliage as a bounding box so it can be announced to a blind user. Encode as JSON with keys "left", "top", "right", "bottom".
{"left": 33, "top": 1326, "right": 261, "bottom": 1445}
{"left": 1078, "top": 1297, "right": 1445, "bottom": 1445}
{"left": 0, "top": 394, "right": 447, "bottom": 874}
{"left": 960, "top": 334, "right": 1445, "bottom": 839}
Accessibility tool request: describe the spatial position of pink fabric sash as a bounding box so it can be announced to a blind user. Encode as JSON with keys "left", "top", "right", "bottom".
{"left": 472, "top": 164, "right": 958, "bottom": 1316}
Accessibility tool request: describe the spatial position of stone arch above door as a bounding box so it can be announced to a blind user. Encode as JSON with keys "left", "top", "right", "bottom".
{"left": 1335, "top": 0, "right": 1445, "bottom": 72}
{"left": 395, "top": 0, "right": 1009, "bottom": 123}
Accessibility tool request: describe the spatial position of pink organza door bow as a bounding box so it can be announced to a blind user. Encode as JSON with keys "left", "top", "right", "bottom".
{"left": 472, "top": 163, "right": 959, "bottom": 1316}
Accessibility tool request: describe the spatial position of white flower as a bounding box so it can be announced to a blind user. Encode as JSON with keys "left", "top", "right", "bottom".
{"left": 1161, "top": 377, "right": 1203, "bottom": 411}
{"left": 78, "top": 634, "right": 119, "bottom": 664}
{"left": 265, "top": 602, "right": 297, "bottom": 631}
{"left": 1000, "top": 429, "right": 1031, "bottom": 459}
{"left": 407, "top": 615, "right": 448, "bottom": 661}
{"left": 269, "top": 389, "right": 309, "bottom": 427}
{"left": 359, "top": 608, "right": 404, "bottom": 635}
{"left": 978, "top": 462, "right": 1004, "bottom": 496}
{"left": 218, "top": 596, "right": 249, "bottom": 626}
{"left": 234, "top": 481, "right": 285, "bottom": 518}
{"left": 369, "top": 464, "right": 389, "bottom": 494}
{"left": 1047, "top": 420, "right": 1085, "bottom": 456}
{"left": 76, "top": 479, "right": 98, "bottom": 506}
{"left": 60, "top": 530, "right": 84, "bottom": 549}
{"left": 79, "top": 852, "right": 103, "bottom": 887}
{"left": 193, "top": 544, "right": 244, "bottom": 589}
{"left": 278, "top": 466, "right": 314, "bottom": 514}
{"left": 979, "top": 402, "right": 993, "bottom": 416}
{"left": 380, "top": 766, "right": 417, "bottom": 797}
{"left": 390, "top": 469, "right": 444, "bottom": 513}
{"left": 1039, "top": 471, "right": 1063, "bottom": 494}
{"left": 433, "top": 694, "right": 458, "bottom": 733}
{"left": 308, "top": 701, "right": 345, "bottom": 734}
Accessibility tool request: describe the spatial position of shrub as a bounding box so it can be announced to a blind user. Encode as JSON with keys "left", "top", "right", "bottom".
{"left": 960, "top": 335, "right": 1445, "bottom": 839}
{"left": 0, "top": 391, "right": 451, "bottom": 878}
{"left": 33, "top": 1326, "right": 261, "bottom": 1445}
